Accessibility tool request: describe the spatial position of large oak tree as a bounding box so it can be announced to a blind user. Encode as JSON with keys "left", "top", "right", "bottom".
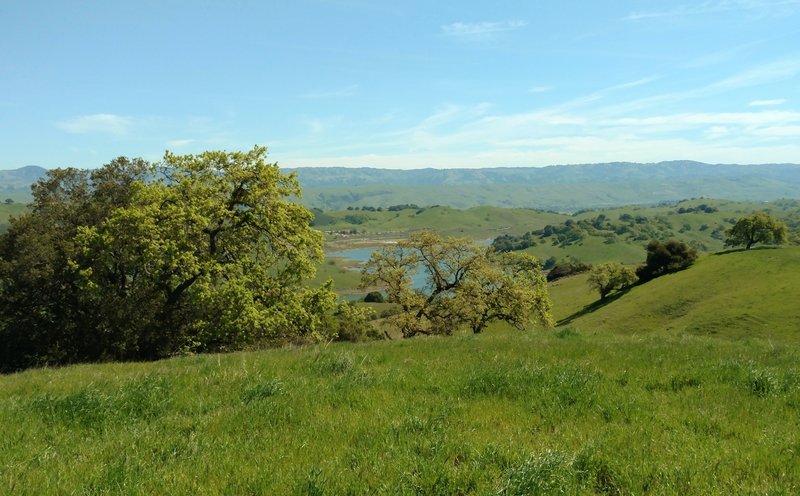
{"left": 0, "top": 147, "right": 335, "bottom": 371}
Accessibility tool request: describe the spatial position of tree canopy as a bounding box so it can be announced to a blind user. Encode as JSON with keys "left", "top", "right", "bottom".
{"left": 725, "top": 212, "right": 788, "bottom": 250}
{"left": 636, "top": 239, "right": 698, "bottom": 283}
{"left": 0, "top": 147, "right": 336, "bottom": 372}
{"left": 360, "top": 231, "right": 553, "bottom": 337}
{"left": 588, "top": 262, "right": 637, "bottom": 301}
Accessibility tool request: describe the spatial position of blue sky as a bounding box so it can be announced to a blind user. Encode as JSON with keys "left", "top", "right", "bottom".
{"left": 1, "top": 0, "right": 799, "bottom": 169}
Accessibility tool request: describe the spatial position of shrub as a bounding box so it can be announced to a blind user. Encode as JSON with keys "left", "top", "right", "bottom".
{"left": 363, "top": 291, "right": 385, "bottom": 303}
{"left": 546, "top": 258, "right": 591, "bottom": 282}
{"left": 636, "top": 239, "right": 697, "bottom": 283}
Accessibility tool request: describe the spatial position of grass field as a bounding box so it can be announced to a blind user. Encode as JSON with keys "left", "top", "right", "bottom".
{"left": 565, "top": 247, "right": 800, "bottom": 340}
{"left": 2, "top": 248, "right": 799, "bottom": 494}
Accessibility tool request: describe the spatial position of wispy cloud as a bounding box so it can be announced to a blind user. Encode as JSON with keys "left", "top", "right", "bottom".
{"left": 749, "top": 98, "right": 787, "bottom": 106}
{"left": 302, "top": 84, "right": 359, "bottom": 99}
{"left": 529, "top": 86, "right": 552, "bottom": 94}
{"left": 626, "top": 0, "right": 800, "bottom": 20}
{"left": 441, "top": 20, "right": 526, "bottom": 38}
{"left": 57, "top": 113, "right": 133, "bottom": 135}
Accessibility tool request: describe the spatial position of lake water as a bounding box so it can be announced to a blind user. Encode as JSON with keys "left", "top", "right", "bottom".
{"left": 327, "top": 239, "right": 492, "bottom": 292}
{"left": 327, "top": 246, "right": 430, "bottom": 290}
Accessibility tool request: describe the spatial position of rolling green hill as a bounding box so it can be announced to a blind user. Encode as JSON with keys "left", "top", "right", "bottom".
{"left": 558, "top": 247, "right": 800, "bottom": 341}
{"left": 3, "top": 213, "right": 800, "bottom": 493}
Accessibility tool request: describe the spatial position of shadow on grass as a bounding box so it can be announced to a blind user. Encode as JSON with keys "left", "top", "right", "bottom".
{"left": 557, "top": 287, "right": 631, "bottom": 327}
{"left": 713, "top": 246, "right": 780, "bottom": 256}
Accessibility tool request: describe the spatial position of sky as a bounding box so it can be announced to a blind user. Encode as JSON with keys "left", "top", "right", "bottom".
{"left": 1, "top": 0, "right": 799, "bottom": 170}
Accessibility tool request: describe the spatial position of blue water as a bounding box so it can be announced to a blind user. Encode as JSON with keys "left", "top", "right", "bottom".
{"left": 327, "top": 246, "right": 429, "bottom": 290}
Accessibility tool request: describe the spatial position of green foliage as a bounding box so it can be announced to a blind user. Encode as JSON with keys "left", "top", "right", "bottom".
{"left": 546, "top": 257, "right": 592, "bottom": 282}
{"left": 361, "top": 231, "right": 553, "bottom": 336}
{"left": 363, "top": 291, "right": 385, "bottom": 303}
{"left": 0, "top": 147, "right": 336, "bottom": 372}
{"left": 332, "top": 302, "right": 378, "bottom": 342}
{"left": 725, "top": 211, "right": 788, "bottom": 249}
{"left": 588, "top": 263, "right": 638, "bottom": 300}
{"left": 636, "top": 239, "right": 698, "bottom": 283}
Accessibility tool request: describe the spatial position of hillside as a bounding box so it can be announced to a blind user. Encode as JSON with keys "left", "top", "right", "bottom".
{"left": 289, "top": 161, "right": 800, "bottom": 211}
{"left": 0, "top": 165, "right": 46, "bottom": 202}
{"left": 558, "top": 247, "right": 800, "bottom": 340}
{"left": 2, "top": 300, "right": 798, "bottom": 493}
{"left": 4, "top": 162, "right": 800, "bottom": 211}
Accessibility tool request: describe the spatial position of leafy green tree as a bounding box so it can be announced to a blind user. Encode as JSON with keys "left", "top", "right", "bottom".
{"left": 0, "top": 147, "right": 336, "bottom": 372}
{"left": 588, "top": 263, "right": 637, "bottom": 301}
{"left": 636, "top": 239, "right": 698, "bottom": 283}
{"left": 361, "top": 231, "right": 553, "bottom": 337}
{"left": 332, "top": 302, "right": 378, "bottom": 342}
{"left": 725, "top": 212, "right": 788, "bottom": 250}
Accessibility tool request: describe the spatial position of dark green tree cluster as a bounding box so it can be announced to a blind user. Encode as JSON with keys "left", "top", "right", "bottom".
{"left": 546, "top": 258, "right": 592, "bottom": 282}
{"left": 492, "top": 214, "right": 676, "bottom": 252}
{"left": 0, "top": 147, "right": 337, "bottom": 372}
{"left": 635, "top": 239, "right": 698, "bottom": 283}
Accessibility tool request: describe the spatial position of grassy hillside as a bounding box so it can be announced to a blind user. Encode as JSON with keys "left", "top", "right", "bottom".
{"left": 2, "top": 326, "right": 799, "bottom": 494}
{"left": 561, "top": 247, "right": 800, "bottom": 340}
{"left": 0, "top": 202, "right": 28, "bottom": 232}
{"left": 3, "top": 246, "right": 800, "bottom": 493}
{"left": 315, "top": 199, "right": 800, "bottom": 296}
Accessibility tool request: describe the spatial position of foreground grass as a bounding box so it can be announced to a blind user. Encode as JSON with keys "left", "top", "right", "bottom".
{"left": 2, "top": 327, "right": 799, "bottom": 494}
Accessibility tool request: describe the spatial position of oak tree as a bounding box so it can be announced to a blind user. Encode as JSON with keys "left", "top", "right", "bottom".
{"left": 725, "top": 212, "right": 788, "bottom": 250}
{"left": 360, "top": 231, "right": 553, "bottom": 337}
{"left": 0, "top": 147, "right": 335, "bottom": 371}
{"left": 588, "top": 262, "right": 637, "bottom": 301}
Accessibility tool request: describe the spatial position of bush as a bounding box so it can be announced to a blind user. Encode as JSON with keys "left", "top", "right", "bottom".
{"left": 547, "top": 258, "right": 591, "bottom": 282}
{"left": 363, "top": 291, "right": 385, "bottom": 303}
{"left": 636, "top": 239, "right": 698, "bottom": 283}
{"left": 333, "top": 302, "right": 378, "bottom": 342}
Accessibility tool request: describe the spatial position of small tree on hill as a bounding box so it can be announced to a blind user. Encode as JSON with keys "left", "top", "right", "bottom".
{"left": 636, "top": 239, "right": 698, "bottom": 283}
{"left": 588, "top": 263, "right": 637, "bottom": 301}
{"left": 725, "top": 212, "right": 787, "bottom": 250}
{"left": 361, "top": 231, "right": 553, "bottom": 337}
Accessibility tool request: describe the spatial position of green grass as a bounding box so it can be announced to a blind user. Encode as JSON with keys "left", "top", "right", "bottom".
{"left": 564, "top": 247, "right": 800, "bottom": 340}
{"left": 319, "top": 199, "right": 800, "bottom": 266}
{"left": 0, "top": 202, "right": 28, "bottom": 232}
{"left": 2, "top": 328, "right": 798, "bottom": 494}
{"left": 3, "top": 207, "right": 800, "bottom": 494}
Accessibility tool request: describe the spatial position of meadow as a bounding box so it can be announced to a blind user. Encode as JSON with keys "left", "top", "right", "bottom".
{"left": 2, "top": 248, "right": 798, "bottom": 494}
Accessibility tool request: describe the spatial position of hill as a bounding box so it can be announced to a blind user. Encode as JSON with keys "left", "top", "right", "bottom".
{"left": 4, "top": 162, "right": 800, "bottom": 211}
{"left": 558, "top": 247, "right": 800, "bottom": 340}
{"left": 0, "top": 165, "right": 47, "bottom": 202}
{"left": 288, "top": 161, "right": 800, "bottom": 211}
{"left": 2, "top": 296, "right": 798, "bottom": 493}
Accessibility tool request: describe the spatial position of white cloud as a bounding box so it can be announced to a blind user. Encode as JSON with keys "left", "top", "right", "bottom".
{"left": 441, "top": 20, "right": 526, "bottom": 38}
{"left": 529, "top": 86, "right": 552, "bottom": 93}
{"left": 57, "top": 113, "right": 133, "bottom": 135}
{"left": 749, "top": 98, "right": 787, "bottom": 106}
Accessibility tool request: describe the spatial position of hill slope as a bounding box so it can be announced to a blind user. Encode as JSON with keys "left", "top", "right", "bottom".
{"left": 289, "top": 161, "right": 800, "bottom": 211}
{"left": 561, "top": 247, "right": 800, "bottom": 340}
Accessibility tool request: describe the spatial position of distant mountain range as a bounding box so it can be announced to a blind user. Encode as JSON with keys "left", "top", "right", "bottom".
{"left": 3, "top": 161, "right": 800, "bottom": 211}
{"left": 285, "top": 161, "right": 800, "bottom": 211}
